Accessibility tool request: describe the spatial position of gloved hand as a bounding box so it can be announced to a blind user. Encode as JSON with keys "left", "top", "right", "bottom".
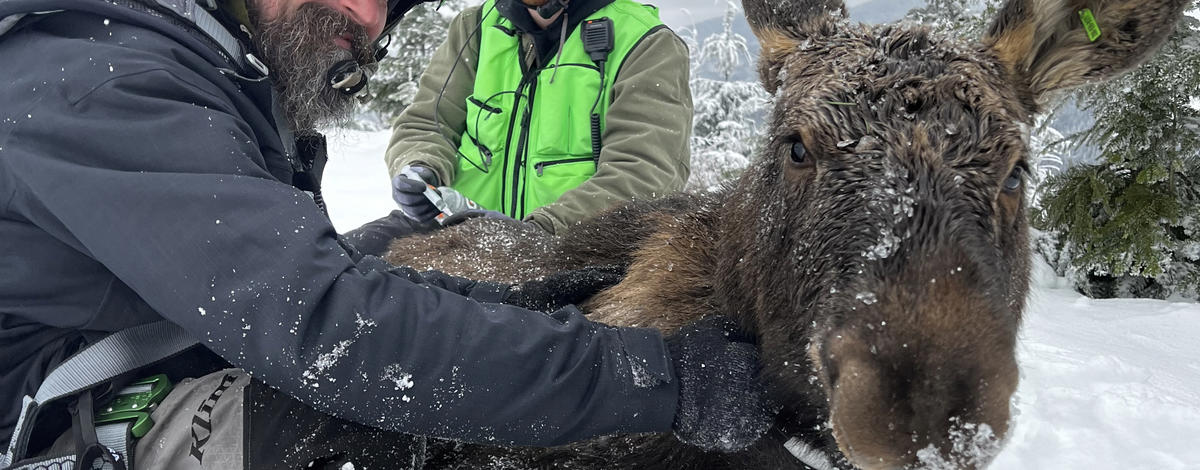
{"left": 392, "top": 165, "right": 440, "bottom": 222}
{"left": 668, "top": 316, "right": 773, "bottom": 453}
{"left": 501, "top": 265, "right": 627, "bottom": 313}
{"left": 340, "top": 210, "right": 433, "bottom": 257}
{"left": 440, "top": 208, "right": 517, "bottom": 227}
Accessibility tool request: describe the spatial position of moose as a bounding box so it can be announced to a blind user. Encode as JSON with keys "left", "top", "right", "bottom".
{"left": 385, "top": 0, "right": 1187, "bottom": 467}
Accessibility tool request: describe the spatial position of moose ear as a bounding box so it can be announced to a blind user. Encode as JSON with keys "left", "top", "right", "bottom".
{"left": 754, "top": 27, "right": 801, "bottom": 95}
{"left": 743, "top": 0, "right": 848, "bottom": 94}
{"left": 984, "top": 0, "right": 1188, "bottom": 107}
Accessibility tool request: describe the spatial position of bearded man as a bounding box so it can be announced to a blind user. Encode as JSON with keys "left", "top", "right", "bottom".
{"left": 0, "top": 0, "right": 770, "bottom": 469}
{"left": 350, "top": 0, "right": 691, "bottom": 251}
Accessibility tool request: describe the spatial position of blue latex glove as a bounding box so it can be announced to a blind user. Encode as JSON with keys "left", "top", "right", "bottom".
{"left": 391, "top": 165, "right": 440, "bottom": 222}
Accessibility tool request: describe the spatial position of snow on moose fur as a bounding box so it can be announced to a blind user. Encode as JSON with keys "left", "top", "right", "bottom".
{"left": 385, "top": 0, "right": 1187, "bottom": 467}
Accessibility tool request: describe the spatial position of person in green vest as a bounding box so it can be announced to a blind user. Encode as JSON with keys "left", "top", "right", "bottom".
{"left": 384, "top": 0, "right": 692, "bottom": 236}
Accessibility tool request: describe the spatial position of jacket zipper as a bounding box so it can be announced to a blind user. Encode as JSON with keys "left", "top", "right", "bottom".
{"left": 498, "top": 38, "right": 536, "bottom": 215}
{"left": 534, "top": 157, "right": 594, "bottom": 176}
{"left": 511, "top": 77, "right": 537, "bottom": 218}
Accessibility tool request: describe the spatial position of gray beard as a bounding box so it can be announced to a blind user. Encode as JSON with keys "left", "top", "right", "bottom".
{"left": 249, "top": 2, "right": 376, "bottom": 133}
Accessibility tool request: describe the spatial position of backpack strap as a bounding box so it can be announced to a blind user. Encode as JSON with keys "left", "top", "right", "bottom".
{"left": 143, "top": 0, "right": 269, "bottom": 77}
{"left": 0, "top": 0, "right": 268, "bottom": 78}
{"left": 1, "top": 321, "right": 199, "bottom": 468}
{"left": 0, "top": 12, "right": 24, "bottom": 36}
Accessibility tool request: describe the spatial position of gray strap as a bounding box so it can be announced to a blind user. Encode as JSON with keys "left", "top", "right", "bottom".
{"left": 1, "top": 9, "right": 65, "bottom": 38}
{"left": 1, "top": 422, "right": 131, "bottom": 470}
{"left": 147, "top": 0, "right": 244, "bottom": 63}
{"left": 0, "top": 0, "right": 263, "bottom": 77}
{"left": 0, "top": 13, "right": 24, "bottom": 36}
{"left": 36, "top": 321, "right": 197, "bottom": 404}
{"left": 2, "top": 321, "right": 197, "bottom": 468}
{"left": 2, "top": 421, "right": 126, "bottom": 470}
{"left": 95, "top": 422, "right": 132, "bottom": 470}
{"left": 145, "top": 0, "right": 268, "bottom": 77}
{"left": 0, "top": 398, "right": 34, "bottom": 468}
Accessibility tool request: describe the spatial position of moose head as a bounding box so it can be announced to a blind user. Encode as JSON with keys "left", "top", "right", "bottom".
{"left": 718, "top": 0, "right": 1188, "bottom": 467}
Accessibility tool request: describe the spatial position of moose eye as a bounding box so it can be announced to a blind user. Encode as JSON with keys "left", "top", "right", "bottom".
{"left": 790, "top": 141, "right": 810, "bottom": 166}
{"left": 1003, "top": 166, "right": 1024, "bottom": 192}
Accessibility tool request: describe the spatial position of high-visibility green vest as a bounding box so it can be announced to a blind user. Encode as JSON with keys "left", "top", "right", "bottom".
{"left": 453, "top": 0, "right": 666, "bottom": 218}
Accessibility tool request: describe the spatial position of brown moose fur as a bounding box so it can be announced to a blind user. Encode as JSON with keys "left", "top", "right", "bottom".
{"left": 385, "top": 0, "right": 1186, "bottom": 468}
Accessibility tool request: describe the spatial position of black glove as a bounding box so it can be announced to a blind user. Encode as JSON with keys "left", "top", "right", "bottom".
{"left": 440, "top": 208, "right": 516, "bottom": 226}
{"left": 501, "top": 265, "right": 626, "bottom": 313}
{"left": 668, "top": 316, "right": 773, "bottom": 452}
{"left": 391, "top": 165, "right": 440, "bottom": 222}
{"left": 340, "top": 210, "right": 433, "bottom": 257}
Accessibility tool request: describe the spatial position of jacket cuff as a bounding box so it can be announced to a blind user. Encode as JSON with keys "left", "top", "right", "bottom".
{"left": 617, "top": 326, "right": 675, "bottom": 387}
{"left": 614, "top": 326, "right": 680, "bottom": 431}
{"left": 466, "top": 281, "right": 510, "bottom": 304}
{"left": 524, "top": 211, "right": 566, "bottom": 236}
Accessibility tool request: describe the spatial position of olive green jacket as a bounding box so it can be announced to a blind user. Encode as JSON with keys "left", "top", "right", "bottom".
{"left": 384, "top": 3, "right": 693, "bottom": 235}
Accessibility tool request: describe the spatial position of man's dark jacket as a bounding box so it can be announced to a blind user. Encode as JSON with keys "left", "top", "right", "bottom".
{"left": 0, "top": 0, "right": 678, "bottom": 449}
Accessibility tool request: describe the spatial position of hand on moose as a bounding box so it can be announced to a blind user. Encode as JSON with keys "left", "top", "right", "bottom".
{"left": 440, "top": 208, "right": 516, "bottom": 227}
{"left": 392, "top": 165, "right": 440, "bottom": 222}
{"left": 340, "top": 210, "right": 429, "bottom": 257}
{"left": 501, "top": 265, "right": 627, "bottom": 313}
{"left": 668, "top": 316, "right": 773, "bottom": 453}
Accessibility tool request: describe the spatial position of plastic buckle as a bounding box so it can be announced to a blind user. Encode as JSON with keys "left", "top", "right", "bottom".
{"left": 94, "top": 374, "right": 173, "bottom": 439}
{"left": 244, "top": 53, "right": 270, "bottom": 78}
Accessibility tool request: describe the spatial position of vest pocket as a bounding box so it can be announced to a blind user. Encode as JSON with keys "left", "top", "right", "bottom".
{"left": 461, "top": 93, "right": 514, "bottom": 174}
{"left": 533, "top": 64, "right": 603, "bottom": 157}
{"left": 526, "top": 156, "right": 595, "bottom": 209}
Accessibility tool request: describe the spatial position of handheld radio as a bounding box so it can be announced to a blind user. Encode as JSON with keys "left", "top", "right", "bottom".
{"left": 581, "top": 18, "right": 614, "bottom": 62}
{"left": 581, "top": 18, "right": 614, "bottom": 165}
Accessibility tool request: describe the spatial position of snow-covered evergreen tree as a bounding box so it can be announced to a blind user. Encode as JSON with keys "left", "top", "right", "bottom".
{"left": 904, "top": 0, "right": 1009, "bottom": 41}
{"left": 904, "top": 0, "right": 990, "bottom": 38}
{"left": 1034, "top": 9, "right": 1200, "bottom": 299}
{"left": 1031, "top": 115, "right": 1068, "bottom": 184}
{"left": 363, "top": 0, "right": 465, "bottom": 125}
{"left": 687, "top": 1, "right": 770, "bottom": 191}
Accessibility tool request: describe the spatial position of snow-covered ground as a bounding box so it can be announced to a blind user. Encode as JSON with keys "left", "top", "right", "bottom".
{"left": 322, "top": 129, "right": 1200, "bottom": 469}
{"left": 995, "top": 263, "right": 1200, "bottom": 469}
{"left": 319, "top": 129, "right": 398, "bottom": 231}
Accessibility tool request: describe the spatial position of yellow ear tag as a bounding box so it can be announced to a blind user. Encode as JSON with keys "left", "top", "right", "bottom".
{"left": 1079, "top": 9, "right": 1102, "bottom": 42}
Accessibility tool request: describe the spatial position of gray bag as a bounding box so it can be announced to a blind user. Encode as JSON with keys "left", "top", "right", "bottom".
{"left": 29, "top": 371, "right": 250, "bottom": 470}
{"left": 0, "top": 321, "right": 203, "bottom": 470}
